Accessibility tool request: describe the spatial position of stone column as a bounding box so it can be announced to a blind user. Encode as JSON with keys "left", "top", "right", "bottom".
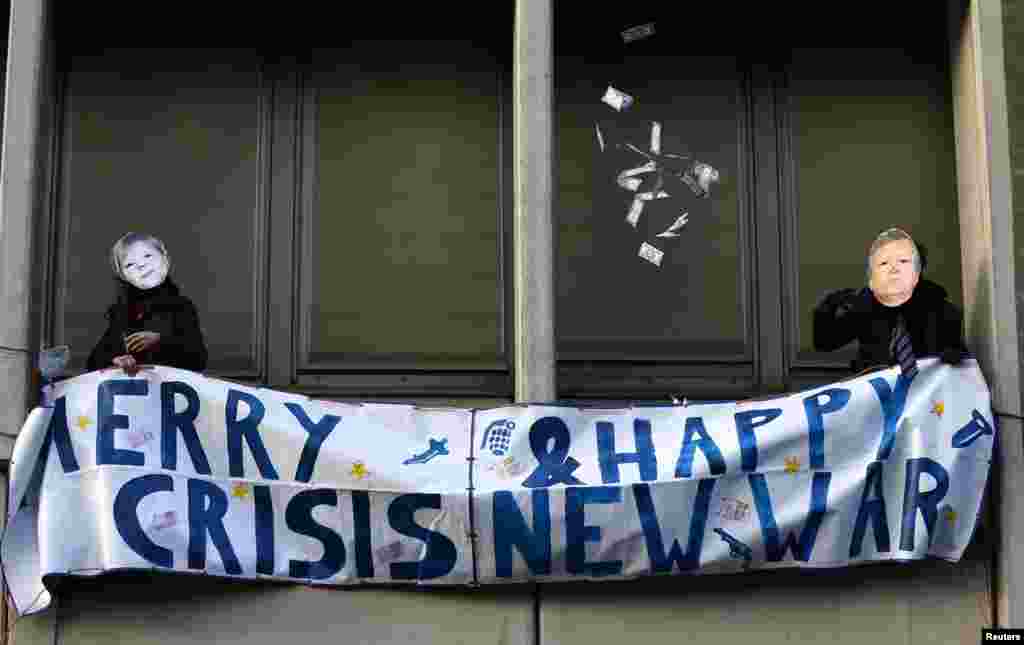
{"left": 0, "top": 0, "right": 51, "bottom": 460}
{"left": 949, "top": 0, "right": 1022, "bottom": 627}
{"left": 513, "top": 0, "right": 556, "bottom": 403}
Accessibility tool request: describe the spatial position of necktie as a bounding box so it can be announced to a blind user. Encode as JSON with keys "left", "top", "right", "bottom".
{"left": 889, "top": 315, "right": 918, "bottom": 378}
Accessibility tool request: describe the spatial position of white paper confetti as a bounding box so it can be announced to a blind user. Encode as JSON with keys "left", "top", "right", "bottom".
{"left": 656, "top": 212, "right": 689, "bottom": 238}
{"left": 602, "top": 86, "right": 634, "bottom": 112}
{"left": 595, "top": 123, "right": 605, "bottom": 151}
{"left": 621, "top": 22, "right": 656, "bottom": 43}
{"left": 681, "top": 161, "right": 721, "bottom": 198}
{"left": 638, "top": 242, "right": 664, "bottom": 266}
{"left": 619, "top": 177, "right": 640, "bottom": 191}
{"left": 617, "top": 161, "right": 657, "bottom": 189}
{"left": 626, "top": 198, "right": 645, "bottom": 227}
{"left": 636, "top": 190, "right": 670, "bottom": 201}
{"left": 650, "top": 122, "right": 662, "bottom": 156}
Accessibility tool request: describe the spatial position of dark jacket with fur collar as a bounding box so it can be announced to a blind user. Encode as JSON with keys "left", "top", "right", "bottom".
{"left": 813, "top": 279, "right": 968, "bottom": 372}
{"left": 87, "top": 279, "right": 208, "bottom": 372}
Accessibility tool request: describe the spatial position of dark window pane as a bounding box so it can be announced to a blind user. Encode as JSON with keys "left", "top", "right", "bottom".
{"left": 790, "top": 47, "right": 962, "bottom": 363}
{"left": 303, "top": 43, "right": 504, "bottom": 368}
{"left": 556, "top": 47, "right": 749, "bottom": 361}
{"left": 58, "top": 48, "right": 262, "bottom": 374}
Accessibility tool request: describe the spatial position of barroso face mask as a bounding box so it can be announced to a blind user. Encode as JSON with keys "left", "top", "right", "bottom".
{"left": 119, "top": 240, "right": 169, "bottom": 290}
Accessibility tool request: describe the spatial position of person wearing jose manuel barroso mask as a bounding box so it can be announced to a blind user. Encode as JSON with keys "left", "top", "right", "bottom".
{"left": 812, "top": 227, "right": 968, "bottom": 376}
{"left": 87, "top": 233, "right": 207, "bottom": 374}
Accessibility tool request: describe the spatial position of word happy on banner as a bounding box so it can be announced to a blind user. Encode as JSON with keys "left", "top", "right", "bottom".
{"left": 1, "top": 360, "right": 994, "bottom": 615}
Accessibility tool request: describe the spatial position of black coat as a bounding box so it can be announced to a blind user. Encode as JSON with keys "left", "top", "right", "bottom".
{"left": 87, "top": 279, "right": 208, "bottom": 372}
{"left": 813, "top": 279, "right": 968, "bottom": 372}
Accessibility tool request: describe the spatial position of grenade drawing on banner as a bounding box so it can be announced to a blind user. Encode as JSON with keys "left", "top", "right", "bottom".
{"left": 480, "top": 419, "right": 516, "bottom": 457}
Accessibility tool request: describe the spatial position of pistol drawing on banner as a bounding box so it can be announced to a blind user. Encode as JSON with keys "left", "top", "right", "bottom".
{"left": 402, "top": 438, "right": 450, "bottom": 465}
{"left": 714, "top": 528, "right": 752, "bottom": 569}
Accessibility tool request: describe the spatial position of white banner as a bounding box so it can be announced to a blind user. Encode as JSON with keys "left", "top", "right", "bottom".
{"left": 2, "top": 359, "right": 994, "bottom": 614}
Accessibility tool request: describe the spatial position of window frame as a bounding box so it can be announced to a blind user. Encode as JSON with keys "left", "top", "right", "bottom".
{"left": 554, "top": 60, "right": 784, "bottom": 400}
{"left": 43, "top": 48, "right": 272, "bottom": 383}
{"left": 285, "top": 51, "right": 515, "bottom": 396}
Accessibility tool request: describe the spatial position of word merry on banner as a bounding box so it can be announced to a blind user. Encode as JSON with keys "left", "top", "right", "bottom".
{"left": 1, "top": 361, "right": 994, "bottom": 615}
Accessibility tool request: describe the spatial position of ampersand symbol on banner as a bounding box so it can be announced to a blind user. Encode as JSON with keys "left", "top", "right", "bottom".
{"left": 521, "top": 416, "right": 585, "bottom": 488}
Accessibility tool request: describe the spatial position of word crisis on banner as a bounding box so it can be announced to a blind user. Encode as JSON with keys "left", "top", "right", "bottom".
{"left": 1, "top": 359, "right": 994, "bottom": 615}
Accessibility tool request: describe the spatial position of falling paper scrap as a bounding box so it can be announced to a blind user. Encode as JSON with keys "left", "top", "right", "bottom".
{"left": 602, "top": 86, "right": 634, "bottom": 112}
{"left": 681, "top": 162, "right": 721, "bottom": 198}
{"left": 617, "top": 161, "right": 657, "bottom": 189}
{"left": 620, "top": 177, "right": 641, "bottom": 192}
{"left": 621, "top": 22, "right": 656, "bottom": 43}
{"left": 595, "top": 123, "right": 605, "bottom": 152}
{"left": 656, "top": 212, "right": 688, "bottom": 238}
{"left": 626, "top": 191, "right": 670, "bottom": 227}
{"left": 638, "top": 242, "right": 664, "bottom": 267}
{"left": 618, "top": 158, "right": 671, "bottom": 228}
{"left": 626, "top": 198, "right": 645, "bottom": 227}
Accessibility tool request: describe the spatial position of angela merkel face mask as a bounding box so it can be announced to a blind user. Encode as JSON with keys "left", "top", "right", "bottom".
{"left": 118, "top": 240, "right": 169, "bottom": 290}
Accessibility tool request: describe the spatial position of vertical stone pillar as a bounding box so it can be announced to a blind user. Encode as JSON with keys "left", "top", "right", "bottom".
{"left": 949, "top": 0, "right": 1021, "bottom": 627}
{"left": 0, "top": 0, "right": 51, "bottom": 457}
{"left": 513, "top": 0, "right": 556, "bottom": 403}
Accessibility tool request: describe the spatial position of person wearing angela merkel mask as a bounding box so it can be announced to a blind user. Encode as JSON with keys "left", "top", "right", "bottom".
{"left": 812, "top": 228, "right": 968, "bottom": 376}
{"left": 87, "top": 233, "right": 208, "bottom": 374}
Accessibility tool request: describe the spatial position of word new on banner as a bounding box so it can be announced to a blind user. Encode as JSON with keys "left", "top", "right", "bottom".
{"left": 1, "top": 359, "right": 993, "bottom": 615}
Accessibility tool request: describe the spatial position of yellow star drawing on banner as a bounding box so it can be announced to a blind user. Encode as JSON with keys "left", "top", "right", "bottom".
{"left": 932, "top": 401, "right": 945, "bottom": 417}
{"left": 944, "top": 508, "right": 957, "bottom": 524}
{"left": 350, "top": 462, "right": 369, "bottom": 480}
{"left": 75, "top": 416, "right": 92, "bottom": 431}
{"left": 230, "top": 483, "right": 250, "bottom": 500}
{"left": 784, "top": 456, "right": 800, "bottom": 474}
